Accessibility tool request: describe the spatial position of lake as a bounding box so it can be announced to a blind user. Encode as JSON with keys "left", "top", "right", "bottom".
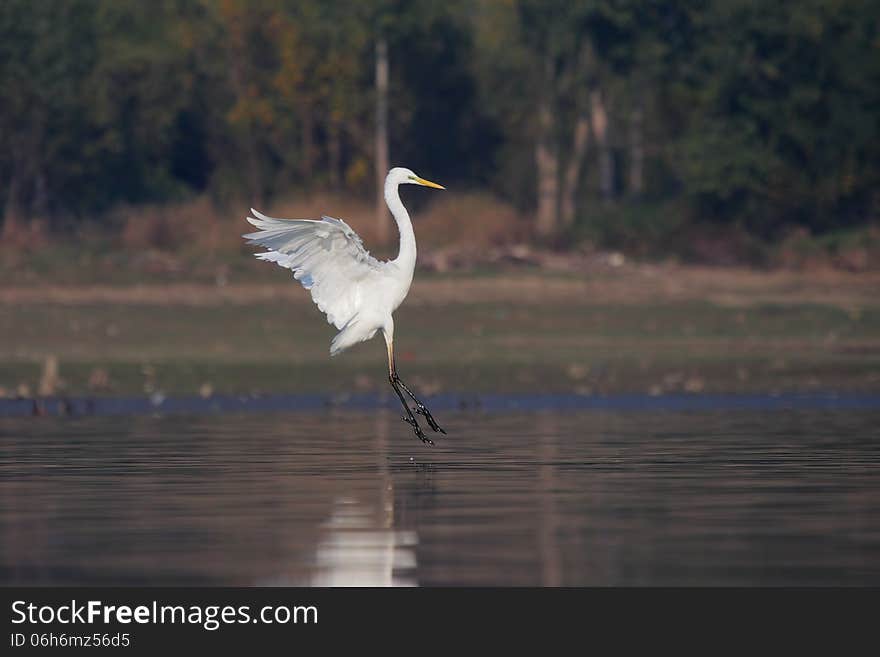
{"left": 2, "top": 400, "right": 879, "bottom": 585}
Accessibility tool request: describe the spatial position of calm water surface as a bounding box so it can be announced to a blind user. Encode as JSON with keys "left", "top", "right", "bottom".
{"left": 2, "top": 408, "right": 879, "bottom": 585}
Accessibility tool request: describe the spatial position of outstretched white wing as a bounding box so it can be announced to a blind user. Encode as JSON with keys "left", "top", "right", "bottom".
{"left": 243, "top": 208, "right": 383, "bottom": 330}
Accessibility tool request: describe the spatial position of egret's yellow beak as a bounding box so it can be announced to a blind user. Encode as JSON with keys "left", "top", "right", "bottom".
{"left": 414, "top": 176, "right": 445, "bottom": 190}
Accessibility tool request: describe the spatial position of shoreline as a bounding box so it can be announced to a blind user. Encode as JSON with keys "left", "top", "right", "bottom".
{"left": 5, "top": 390, "right": 880, "bottom": 418}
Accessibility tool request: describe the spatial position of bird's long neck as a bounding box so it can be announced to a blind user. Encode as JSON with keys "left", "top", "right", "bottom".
{"left": 385, "top": 178, "right": 416, "bottom": 274}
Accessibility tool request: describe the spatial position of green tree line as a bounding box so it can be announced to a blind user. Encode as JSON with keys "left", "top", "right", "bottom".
{"left": 1, "top": 0, "right": 878, "bottom": 245}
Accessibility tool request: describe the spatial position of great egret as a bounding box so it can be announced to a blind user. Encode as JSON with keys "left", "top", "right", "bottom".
{"left": 243, "top": 167, "right": 446, "bottom": 445}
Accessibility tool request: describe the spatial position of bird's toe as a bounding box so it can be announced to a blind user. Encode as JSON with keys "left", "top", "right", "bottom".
{"left": 416, "top": 407, "right": 445, "bottom": 433}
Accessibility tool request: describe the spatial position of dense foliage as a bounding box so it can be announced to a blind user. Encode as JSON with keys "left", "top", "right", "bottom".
{"left": 1, "top": 0, "right": 877, "bottom": 244}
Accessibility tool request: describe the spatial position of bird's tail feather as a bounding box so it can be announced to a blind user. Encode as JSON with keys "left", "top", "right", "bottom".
{"left": 330, "top": 318, "right": 375, "bottom": 357}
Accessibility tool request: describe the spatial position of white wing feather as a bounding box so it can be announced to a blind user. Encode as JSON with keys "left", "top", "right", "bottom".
{"left": 243, "top": 208, "right": 383, "bottom": 331}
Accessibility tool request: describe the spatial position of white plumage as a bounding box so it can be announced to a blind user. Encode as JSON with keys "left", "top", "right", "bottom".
{"left": 244, "top": 210, "right": 383, "bottom": 351}
{"left": 242, "top": 167, "right": 447, "bottom": 445}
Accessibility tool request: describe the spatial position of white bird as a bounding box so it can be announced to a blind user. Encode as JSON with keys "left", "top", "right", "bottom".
{"left": 243, "top": 167, "right": 446, "bottom": 445}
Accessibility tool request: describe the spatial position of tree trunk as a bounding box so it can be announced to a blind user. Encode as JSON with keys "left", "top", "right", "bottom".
{"left": 2, "top": 140, "right": 27, "bottom": 243}
{"left": 535, "top": 56, "right": 559, "bottom": 239}
{"left": 244, "top": 126, "right": 263, "bottom": 207}
{"left": 590, "top": 88, "right": 614, "bottom": 202}
{"left": 628, "top": 96, "right": 644, "bottom": 198}
{"left": 33, "top": 168, "right": 50, "bottom": 218}
{"left": 301, "top": 104, "right": 315, "bottom": 183}
{"left": 328, "top": 120, "right": 341, "bottom": 190}
{"left": 374, "top": 37, "right": 390, "bottom": 244}
{"left": 559, "top": 114, "right": 590, "bottom": 229}
{"left": 226, "top": 35, "right": 262, "bottom": 206}
{"left": 537, "top": 416, "right": 562, "bottom": 586}
{"left": 2, "top": 170, "right": 24, "bottom": 243}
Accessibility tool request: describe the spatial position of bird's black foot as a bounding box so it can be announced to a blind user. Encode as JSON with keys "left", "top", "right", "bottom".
{"left": 393, "top": 375, "right": 446, "bottom": 434}
{"left": 390, "top": 373, "right": 438, "bottom": 446}
{"left": 402, "top": 415, "right": 434, "bottom": 445}
{"left": 415, "top": 404, "right": 446, "bottom": 434}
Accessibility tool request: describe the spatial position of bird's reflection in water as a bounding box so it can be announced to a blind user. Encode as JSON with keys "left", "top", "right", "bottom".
{"left": 308, "top": 411, "right": 417, "bottom": 586}
{"left": 259, "top": 411, "right": 419, "bottom": 587}
{"left": 307, "top": 496, "right": 418, "bottom": 586}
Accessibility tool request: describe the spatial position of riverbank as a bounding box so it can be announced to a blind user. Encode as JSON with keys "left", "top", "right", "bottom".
{"left": 1, "top": 268, "right": 878, "bottom": 398}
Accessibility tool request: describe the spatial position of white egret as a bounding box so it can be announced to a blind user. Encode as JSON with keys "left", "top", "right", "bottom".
{"left": 243, "top": 167, "right": 446, "bottom": 445}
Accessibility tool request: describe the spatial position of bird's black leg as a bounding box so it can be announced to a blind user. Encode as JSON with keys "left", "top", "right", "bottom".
{"left": 393, "top": 373, "right": 446, "bottom": 435}
{"left": 389, "top": 375, "right": 433, "bottom": 446}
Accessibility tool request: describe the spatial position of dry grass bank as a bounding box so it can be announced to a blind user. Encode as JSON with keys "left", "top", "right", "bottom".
{"left": 1, "top": 265, "right": 879, "bottom": 311}
{"left": 113, "top": 190, "right": 530, "bottom": 256}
